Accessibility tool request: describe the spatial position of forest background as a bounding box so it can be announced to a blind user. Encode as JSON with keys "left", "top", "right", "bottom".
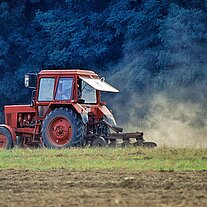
{"left": 0, "top": 0, "right": 206, "bottom": 146}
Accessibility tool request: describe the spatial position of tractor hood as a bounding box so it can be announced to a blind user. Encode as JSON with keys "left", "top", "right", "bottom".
{"left": 80, "top": 76, "right": 119, "bottom": 93}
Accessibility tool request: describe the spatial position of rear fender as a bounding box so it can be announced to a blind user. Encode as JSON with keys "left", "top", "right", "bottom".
{"left": 49, "top": 103, "right": 88, "bottom": 124}
{"left": 0, "top": 124, "right": 16, "bottom": 142}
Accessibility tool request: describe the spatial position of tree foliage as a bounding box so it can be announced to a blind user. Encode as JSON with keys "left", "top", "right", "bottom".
{"left": 0, "top": 0, "right": 207, "bottom": 121}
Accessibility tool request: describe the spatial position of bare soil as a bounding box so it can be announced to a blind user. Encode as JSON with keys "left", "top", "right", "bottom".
{"left": 0, "top": 170, "right": 206, "bottom": 207}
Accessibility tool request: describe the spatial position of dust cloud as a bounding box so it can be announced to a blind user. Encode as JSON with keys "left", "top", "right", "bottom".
{"left": 106, "top": 59, "right": 207, "bottom": 148}
{"left": 111, "top": 90, "right": 207, "bottom": 148}
{"left": 139, "top": 94, "right": 206, "bottom": 147}
{"left": 111, "top": 92, "right": 207, "bottom": 148}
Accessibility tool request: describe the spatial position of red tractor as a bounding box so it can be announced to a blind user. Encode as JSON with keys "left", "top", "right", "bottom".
{"left": 0, "top": 69, "right": 157, "bottom": 149}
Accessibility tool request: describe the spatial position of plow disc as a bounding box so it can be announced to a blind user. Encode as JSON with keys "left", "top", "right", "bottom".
{"left": 101, "top": 119, "right": 157, "bottom": 148}
{"left": 107, "top": 132, "right": 157, "bottom": 148}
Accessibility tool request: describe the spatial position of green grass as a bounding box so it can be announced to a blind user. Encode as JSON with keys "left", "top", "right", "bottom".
{"left": 0, "top": 147, "right": 206, "bottom": 171}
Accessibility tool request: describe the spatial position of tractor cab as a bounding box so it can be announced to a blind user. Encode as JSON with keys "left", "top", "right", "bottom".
{"left": 25, "top": 70, "right": 119, "bottom": 120}
{"left": 25, "top": 70, "right": 118, "bottom": 103}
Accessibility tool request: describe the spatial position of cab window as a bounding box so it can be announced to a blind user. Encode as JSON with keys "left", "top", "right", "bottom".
{"left": 55, "top": 78, "right": 73, "bottom": 100}
{"left": 78, "top": 79, "right": 97, "bottom": 103}
{"left": 38, "top": 78, "right": 55, "bottom": 101}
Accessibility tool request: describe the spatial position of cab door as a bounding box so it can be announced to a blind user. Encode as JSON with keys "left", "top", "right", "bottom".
{"left": 36, "top": 77, "right": 56, "bottom": 119}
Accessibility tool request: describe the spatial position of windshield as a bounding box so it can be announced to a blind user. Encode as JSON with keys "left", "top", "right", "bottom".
{"left": 55, "top": 78, "right": 73, "bottom": 100}
{"left": 38, "top": 78, "right": 55, "bottom": 101}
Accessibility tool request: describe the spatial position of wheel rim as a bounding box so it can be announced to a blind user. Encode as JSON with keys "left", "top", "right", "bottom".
{"left": 0, "top": 134, "right": 7, "bottom": 148}
{"left": 47, "top": 117, "right": 73, "bottom": 146}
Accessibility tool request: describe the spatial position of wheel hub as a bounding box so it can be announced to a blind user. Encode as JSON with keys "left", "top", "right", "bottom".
{"left": 48, "top": 117, "right": 73, "bottom": 146}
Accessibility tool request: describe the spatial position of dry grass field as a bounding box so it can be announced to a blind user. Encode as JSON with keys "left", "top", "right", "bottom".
{"left": 0, "top": 147, "right": 206, "bottom": 207}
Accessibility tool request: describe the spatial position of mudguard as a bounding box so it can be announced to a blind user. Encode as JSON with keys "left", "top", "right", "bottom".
{"left": 49, "top": 103, "right": 89, "bottom": 124}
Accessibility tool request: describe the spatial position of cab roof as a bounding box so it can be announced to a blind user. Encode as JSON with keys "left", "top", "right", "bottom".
{"left": 39, "top": 69, "right": 98, "bottom": 77}
{"left": 38, "top": 69, "right": 119, "bottom": 93}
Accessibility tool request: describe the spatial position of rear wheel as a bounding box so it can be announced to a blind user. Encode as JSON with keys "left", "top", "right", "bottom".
{"left": 42, "top": 108, "right": 84, "bottom": 148}
{"left": 0, "top": 126, "right": 13, "bottom": 149}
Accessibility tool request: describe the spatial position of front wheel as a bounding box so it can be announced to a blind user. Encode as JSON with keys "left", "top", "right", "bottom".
{"left": 0, "top": 126, "right": 13, "bottom": 149}
{"left": 42, "top": 108, "right": 84, "bottom": 148}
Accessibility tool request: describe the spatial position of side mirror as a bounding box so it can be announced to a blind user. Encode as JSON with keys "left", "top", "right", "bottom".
{"left": 25, "top": 73, "right": 37, "bottom": 89}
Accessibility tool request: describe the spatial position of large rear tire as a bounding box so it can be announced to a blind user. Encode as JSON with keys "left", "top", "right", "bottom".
{"left": 0, "top": 126, "right": 13, "bottom": 149}
{"left": 42, "top": 108, "right": 84, "bottom": 148}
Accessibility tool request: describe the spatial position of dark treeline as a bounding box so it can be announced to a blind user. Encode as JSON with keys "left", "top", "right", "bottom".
{"left": 0, "top": 0, "right": 207, "bottom": 123}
